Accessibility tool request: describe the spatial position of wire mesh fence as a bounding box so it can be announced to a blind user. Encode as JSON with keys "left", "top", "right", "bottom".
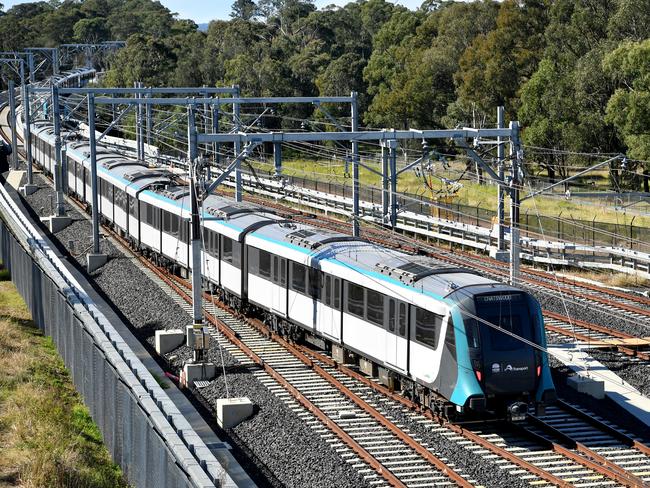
{"left": 269, "top": 172, "right": 650, "bottom": 252}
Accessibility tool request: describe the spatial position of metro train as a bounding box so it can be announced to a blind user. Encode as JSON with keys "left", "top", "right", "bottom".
{"left": 28, "top": 119, "right": 556, "bottom": 420}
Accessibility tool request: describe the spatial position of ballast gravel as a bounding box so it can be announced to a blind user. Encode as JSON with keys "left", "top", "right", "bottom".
{"left": 19, "top": 176, "right": 373, "bottom": 488}
{"left": 15, "top": 171, "right": 650, "bottom": 487}
{"left": 353, "top": 388, "right": 530, "bottom": 488}
{"left": 587, "top": 350, "right": 650, "bottom": 398}
{"left": 534, "top": 288, "right": 649, "bottom": 339}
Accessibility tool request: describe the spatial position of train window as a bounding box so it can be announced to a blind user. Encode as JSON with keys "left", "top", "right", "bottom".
{"left": 273, "top": 257, "right": 279, "bottom": 283}
{"left": 309, "top": 269, "right": 320, "bottom": 298}
{"left": 388, "top": 300, "right": 396, "bottom": 332}
{"left": 162, "top": 211, "right": 170, "bottom": 233}
{"left": 291, "top": 262, "right": 307, "bottom": 293}
{"left": 399, "top": 303, "right": 407, "bottom": 337}
{"left": 232, "top": 241, "right": 241, "bottom": 267}
{"left": 347, "top": 283, "right": 364, "bottom": 318}
{"left": 129, "top": 196, "right": 137, "bottom": 217}
{"left": 324, "top": 275, "right": 332, "bottom": 306}
{"left": 414, "top": 308, "right": 442, "bottom": 349}
{"left": 333, "top": 278, "right": 340, "bottom": 310}
{"left": 153, "top": 207, "right": 160, "bottom": 229}
{"left": 367, "top": 289, "right": 384, "bottom": 326}
{"left": 259, "top": 250, "right": 271, "bottom": 278}
{"left": 466, "top": 320, "right": 480, "bottom": 349}
{"left": 172, "top": 214, "right": 180, "bottom": 236}
{"left": 222, "top": 237, "right": 233, "bottom": 263}
{"left": 279, "top": 258, "right": 286, "bottom": 285}
{"left": 179, "top": 220, "right": 189, "bottom": 243}
{"left": 248, "top": 247, "right": 258, "bottom": 274}
{"left": 208, "top": 230, "right": 218, "bottom": 255}
{"left": 486, "top": 315, "right": 524, "bottom": 351}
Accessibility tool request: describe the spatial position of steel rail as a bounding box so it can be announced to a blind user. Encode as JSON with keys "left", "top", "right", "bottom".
{"left": 110, "top": 236, "right": 410, "bottom": 488}
{"left": 294, "top": 345, "right": 602, "bottom": 488}
{"left": 525, "top": 413, "right": 647, "bottom": 487}
{"left": 555, "top": 400, "right": 650, "bottom": 457}
{"left": 163, "top": 272, "right": 473, "bottom": 488}
{"left": 299, "top": 345, "right": 650, "bottom": 488}
{"left": 521, "top": 265, "right": 650, "bottom": 308}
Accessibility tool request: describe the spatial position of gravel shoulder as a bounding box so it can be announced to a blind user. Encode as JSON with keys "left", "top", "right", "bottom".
{"left": 15, "top": 171, "right": 650, "bottom": 486}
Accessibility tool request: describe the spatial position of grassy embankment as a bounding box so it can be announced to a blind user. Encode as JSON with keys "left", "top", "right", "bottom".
{"left": 249, "top": 158, "right": 650, "bottom": 227}
{"left": 0, "top": 265, "right": 129, "bottom": 488}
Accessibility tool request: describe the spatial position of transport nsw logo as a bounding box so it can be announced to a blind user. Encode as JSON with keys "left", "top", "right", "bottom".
{"left": 492, "top": 363, "right": 529, "bottom": 373}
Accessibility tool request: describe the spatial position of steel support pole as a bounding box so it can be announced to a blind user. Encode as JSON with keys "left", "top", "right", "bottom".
{"left": 8, "top": 80, "right": 18, "bottom": 169}
{"left": 212, "top": 102, "right": 219, "bottom": 166}
{"left": 139, "top": 82, "right": 145, "bottom": 160}
{"left": 22, "top": 68, "right": 33, "bottom": 185}
{"left": 188, "top": 105, "right": 205, "bottom": 361}
{"left": 145, "top": 87, "right": 152, "bottom": 147}
{"left": 388, "top": 139, "right": 398, "bottom": 227}
{"left": 509, "top": 121, "right": 521, "bottom": 285}
{"left": 27, "top": 53, "right": 34, "bottom": 83}
{"left": 53, "top": 49, "right": 59, "bottom": 75}
{"left": 233, "top": 85, "right": 242, "bottom": 202}
{"left": 273, "top": 142, "right": 282, "bottom": 177}
{"left": 497, "top": 106, "right": 505, "bottom": 252}
{"left": 88, "top": 93, "right": 101, "bottom": 254}
{"left": 202, "top": 86, "right": 209, "bottom": 155}
{"left": 381, "top": 141, "right": 389, "bottom": 221}
{"left": 351, "top": 91, "right": 360, "bottom": 237}
{"left": 51, "top": 84, "right": 64, "bottom": 216}
{"left": 135, "top": 81, "right": 142, "bottom": 160}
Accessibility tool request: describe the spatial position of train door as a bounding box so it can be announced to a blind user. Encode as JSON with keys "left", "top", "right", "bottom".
{"left": 385, "top": 299, "right": 398, "bottom": 367}
{"left": 386, "top": 300, "right": 408, "bottom": 370}
{"left": 270, "top": 255, "right": 286, "bottom": 316}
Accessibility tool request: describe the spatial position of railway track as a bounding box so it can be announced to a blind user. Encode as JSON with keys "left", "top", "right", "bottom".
{"left": 525, "top": 401, "right": 650, "bottom": 486}
{"left": 126, "top": 252, "right": 476, "bottom": 488}
{"left": 144, "top": 258, "right": 648, "bottom": 488}
{"left": 9, "top": 145, "right": 650, "bottom": 488}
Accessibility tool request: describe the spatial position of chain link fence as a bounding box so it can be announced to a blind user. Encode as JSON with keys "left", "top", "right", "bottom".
{"left": 268, "top": 172, "right": 650, "bottom": 252}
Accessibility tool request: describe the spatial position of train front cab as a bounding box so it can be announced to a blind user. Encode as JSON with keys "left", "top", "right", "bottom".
{"left": 450, "top": 287, "right": 555, "bottom": 420}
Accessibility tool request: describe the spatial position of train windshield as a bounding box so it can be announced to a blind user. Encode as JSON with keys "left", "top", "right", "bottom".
{"left": 475, "top": 293, "right": 534, "bottom": 351}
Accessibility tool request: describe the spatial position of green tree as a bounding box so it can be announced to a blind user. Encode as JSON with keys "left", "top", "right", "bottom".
{"left": 604, "top": 39, "right": 650, "bottom": 190}
{"left": 73, "top": 17, "right": 110, "bottom": 42}
{"left": 231, "top": 0, "right": 258, "bottom": 21}
{"left": 453, "top": 0, "right": 548, "bottom": 123}
{"left": 104, "top": 34, "right": 176, "bottom": 86}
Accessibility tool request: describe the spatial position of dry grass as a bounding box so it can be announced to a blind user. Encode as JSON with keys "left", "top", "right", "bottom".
{"left": 251, "top": 158, "right": 650, "bottom": 227}
{"left": 0, "top": 273, "right": 129, "bottom": 488}
{"left": 567, "top": 270, "right": 649, "bottom": 289}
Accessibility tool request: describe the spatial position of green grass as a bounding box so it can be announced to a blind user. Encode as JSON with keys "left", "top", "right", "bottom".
{"left": 0, "top": 274, "right": 129, "bottom": 488}
{"left": 249, "top": 158, "right": 650, "bottom": 227}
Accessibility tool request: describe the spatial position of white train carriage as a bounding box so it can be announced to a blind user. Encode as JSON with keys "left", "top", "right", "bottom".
{"left": 245, "top": 221, "right": 496, "bottom": 388}
{"left": 201, "top": 200, "right": 284, "bottom": 300}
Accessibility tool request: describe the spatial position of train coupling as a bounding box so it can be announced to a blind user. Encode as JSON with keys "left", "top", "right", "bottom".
{"left": 507, "top": 401, "right": 529, "bottom": 422}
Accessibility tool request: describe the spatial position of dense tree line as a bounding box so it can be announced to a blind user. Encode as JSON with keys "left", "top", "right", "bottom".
{"left": 0, "top": 0, "right": 648, "bottom": 189}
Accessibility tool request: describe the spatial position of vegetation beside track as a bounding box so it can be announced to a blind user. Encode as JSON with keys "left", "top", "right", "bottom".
{"left": 0, "top": 265, "right": 128, "bottom": 488}
{"left": 249, "top": 158, "right": 650, "bottom": 227}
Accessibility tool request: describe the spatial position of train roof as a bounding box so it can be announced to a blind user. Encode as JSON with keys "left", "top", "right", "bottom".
{"left": 249, "top": 220, "right": 496, "bottom": 298}
{"left": 36, "top": 121, "right": 501, "bottom": 300}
